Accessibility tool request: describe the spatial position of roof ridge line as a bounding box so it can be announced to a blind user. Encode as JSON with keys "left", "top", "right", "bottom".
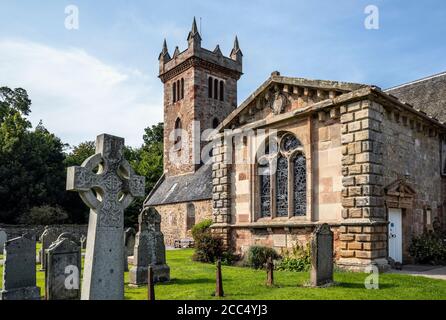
{"left": 385, "top": 71, "right": 446, "bottom": 91}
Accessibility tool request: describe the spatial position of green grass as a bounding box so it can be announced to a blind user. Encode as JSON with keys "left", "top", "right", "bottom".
{"left": 1, "top": 247, "right": 446, "bottom": 299}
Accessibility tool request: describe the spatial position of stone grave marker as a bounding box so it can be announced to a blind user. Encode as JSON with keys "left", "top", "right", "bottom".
{"left": 0, "top": 234, "right": 41, "bottom": 300}
{"left": 0, "top": 229, "right": 7, "bottom": 253}
{"left": 40, "top": 226, "right": 60, "bottom": 271}
{"left": 129, "top": 207, "right": 170, "bottom": 286}
{"left": 266, "top": 257, "right": 274, "bottom": 286}
{"left": 80, "top": 234, "right": 87, "bottom": 249}
{"left": 215, "top": 258, "right": 224, "bottom": 297}
{"left": 66, "top": 134, "right": 145, "bottom": 300}
{"left": 57, "top": 232, "right": 80, "bottom": 246}
{"left": 310, "top": 223, "right": 334, "bottom": 287}
{"left": 45, "top": 237, "right": 81, "bottom": 300}
{"left": 125, "top": 228, "right": 136, "bottom": 257}
{"left": 124, "top": 227, "right": 136, "bottom": 272}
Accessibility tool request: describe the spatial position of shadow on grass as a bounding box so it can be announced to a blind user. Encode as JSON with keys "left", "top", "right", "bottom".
{"left": 334, "top": 282, "right": 396, "bottom": 289}
{"left": 158, "top": 278, "right": 216, "bottom": 286}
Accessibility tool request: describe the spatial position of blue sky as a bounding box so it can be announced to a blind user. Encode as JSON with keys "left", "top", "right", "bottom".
{"left": 1, "top": 0, "right": 445, "bottom": 146}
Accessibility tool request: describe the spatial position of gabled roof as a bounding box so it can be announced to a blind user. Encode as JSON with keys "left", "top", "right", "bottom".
{"left": 385, "top": 71, "right": 446, "bottom": 123}
{"left": 144, "top": 164, "right": 212, "bottom": 206}
{"left": 216, "top": 72, "right": 369, "bottom": 131}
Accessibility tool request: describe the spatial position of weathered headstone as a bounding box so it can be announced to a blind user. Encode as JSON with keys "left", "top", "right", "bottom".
{"left": 80, "top": 234, "right": 87, "bottom": 249}
{"left": 215, "top": 258, "right": 224, "bottom": 297}
{"left": 40, "top": 226, "right": 60, "bottom": 271}
{"left": 57, "top": 232, "right": 80, "bottom": 246}
{"left": 129, "top": 207, "right": 170, "bottom": 286}
{"left": 266, "top": 257, "right": 274, "bottom": 286}
{"left": 124, "top": 228, "right": 136, "bottom": 272}
{"left": 310, "top": 223, "right": 334, "bottom": 287}
{"left": 45, "top": 237, "right": 81, "bottom": 300}
{"left": 0, "top": 234, "right": 41, "bottom": 300}
{"left": 66, "top": 134, "right": 145, "bottom": 300}
{"left": 0, "top": 229, "right": 7, "bottom": 253}
{"left": 125, "top": 228, "right": 136, "bottom": 257}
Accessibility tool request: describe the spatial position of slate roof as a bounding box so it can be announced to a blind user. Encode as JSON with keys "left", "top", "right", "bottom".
{"left": 144, "top": 164, "right": 212, "bottom": 206}
{"left": 385, "top": 71, "right": 446, "bottom": 123}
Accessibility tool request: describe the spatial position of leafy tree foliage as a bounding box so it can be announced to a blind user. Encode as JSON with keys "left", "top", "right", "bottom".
{"left": 124, "top": 123, "right": 164, "bottom": 227}
{"left": 0, "top": 86, "right": 164, "bottom": 226}
{"left": 0, "top": 88, "right": 66, "bottom": 223}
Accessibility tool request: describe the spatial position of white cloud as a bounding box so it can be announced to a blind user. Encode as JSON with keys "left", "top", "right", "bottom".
{"left": 0, "top": 39, "right": 162, "bottom": 147}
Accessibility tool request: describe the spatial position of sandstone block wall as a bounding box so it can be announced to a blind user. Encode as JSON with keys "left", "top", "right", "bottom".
{"left": 154, "top": 200, "right": 212, "bottom": 247}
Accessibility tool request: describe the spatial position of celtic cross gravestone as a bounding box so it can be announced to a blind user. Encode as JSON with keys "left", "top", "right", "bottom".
{"left": 66, "top": 134, "right": 145, "bottom": 300}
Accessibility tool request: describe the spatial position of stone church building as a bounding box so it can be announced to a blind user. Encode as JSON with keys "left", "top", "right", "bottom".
{"left": 145, "top": 19, "right": 446, "bottom": 271}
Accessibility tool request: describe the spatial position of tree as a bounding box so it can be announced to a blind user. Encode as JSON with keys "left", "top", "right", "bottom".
{"left": 64, "top": 141, "right": 95, "bottom": 167}
{"left": 0, "top": 87, "right": 67, "bottom": 223}
{"left": 124, "top": 123, "right": 164, "bottom": 227}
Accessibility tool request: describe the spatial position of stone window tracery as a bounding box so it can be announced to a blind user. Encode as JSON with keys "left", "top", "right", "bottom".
{"left": 258, "top": 133, "right": 306, "bottom": 218}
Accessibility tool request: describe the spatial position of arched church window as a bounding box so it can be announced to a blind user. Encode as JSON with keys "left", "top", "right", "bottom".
{"left": 208, "top": 77, "right": 213, "bottom": 98}
{"left": 259, "top": 162, "right": 271, "bottom": 217}
{"left": 276, "top": 155, "right": 288, "bottom": 217}
{"left": 173, "top": 83, "right": 177, "bottom": 102}
{"left": 214, "top": 78, "right": 219, "bottom": 100}
{"left": 181, "top": 78, "right": 185, "bottom": 99}
{"left": 293, "top": 153, "right": 306, "bottom": 216}
{"left": 219, "top": 81, "right": 224, "bottom": 101}
{"left": 174, "top": 117, "right": 182, "bottom": 149}
{"left": 257, "top": 133, "right": 306, "bottom": 218}
{"left": 177, "top": 80, "right": 181, "bottom": 101}
{"left": 212, "top": 117, "right": 219, "bottom": 129}
{"left": 186, "top": 203, "right": 196, "bottom": 231}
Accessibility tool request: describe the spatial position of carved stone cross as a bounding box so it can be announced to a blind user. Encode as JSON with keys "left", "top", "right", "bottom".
{"left": 67, "top": 134, "right": 145, "bottom": 300}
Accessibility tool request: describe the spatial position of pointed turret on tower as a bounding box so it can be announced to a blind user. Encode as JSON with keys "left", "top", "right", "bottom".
{"left": 158, "top": 18, "right": 243, "bottom": 177}
{"left": 187, "top": 17, "right": 202, "bottom": 50}
{"left": 230, "top": 36, "right": 243, "bottom": 62}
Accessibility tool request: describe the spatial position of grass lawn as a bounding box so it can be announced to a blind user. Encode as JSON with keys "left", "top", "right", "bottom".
{"left": 1, "top": 247, "right": 446, "bottom": 300}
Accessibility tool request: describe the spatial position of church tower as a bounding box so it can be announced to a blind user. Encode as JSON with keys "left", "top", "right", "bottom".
{"left": 158, "top": 18, "right": 243, "bottom": 177}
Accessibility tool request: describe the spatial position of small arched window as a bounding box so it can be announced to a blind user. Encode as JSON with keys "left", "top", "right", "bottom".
{"left": 212, "top": 118, "right": 219, "bottom": 129}
{"left": 219, "top": 81, "right": 224, "bottom": 101}
{"left": 172, "top": 83, "right": 177, "bottom": 103}
{"left": 177, "top": 81, "right": 181, "bottom": 101}
{"left": 214, "top": 79, "right": 219, "bottom": 100}
{"left": 208, "top": 77, "right": 213, "bottom": 98}
{"left": 181, "top": 78, "right": 184, "bottom": 99}
{"left": 186, "top": 203, "right": 196, "bottom": 231}
{"left": 174, "top": 118, "right": 182, "bottom": 149}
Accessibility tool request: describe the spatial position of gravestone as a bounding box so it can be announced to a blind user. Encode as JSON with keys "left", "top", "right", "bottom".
{"left": 215, "top": 258, "right": 224, "bottom": 297}
{"left": 80, "top": 234, "right": 87, "bottom": 249}
{"left": 0, "top": 229, "right": 7, "bottom": 253}
{"left": 40, "top": 227, "right": 60, "bottom": 270}
{"left": 45, "top": 237, "right": 81, "bottom": 300}
{"left": 124, "top": 228, "right": 136, "bottom": 272}
{"left": 129, "top": 207, "right": 170, "bottom": 286}
{"left": 0, "top": 234, "right": 41, "bottom": 300}
{"left": 310, "top": 223, "right": 334, "bottom": 287}
{"left": 266, "top": 257, "right": 274, "bottom": 286}
{"left": 125, "top": 228, "right": 136, "bottom": 257}
{"left": 66, "top": 134, "right": 145, "bottom": 300}
{"left": 57, "top": 232, "right": 80, "bottom": 246}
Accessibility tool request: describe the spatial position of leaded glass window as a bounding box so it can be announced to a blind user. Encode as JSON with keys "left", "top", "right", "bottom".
{"left": 258, "top": 133, "right": 307, "bottom": 218}
{"left": 293, "top": 154, "right": 306, "bottom": 216}
{"left": 259, "top": 163, "right": 271, "bottom": 217}
{"left": 276, "top": 155, "right": 288, "bottom": 216}
{"left": 282, "top": 134, "right": 301, "bottom": 152}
